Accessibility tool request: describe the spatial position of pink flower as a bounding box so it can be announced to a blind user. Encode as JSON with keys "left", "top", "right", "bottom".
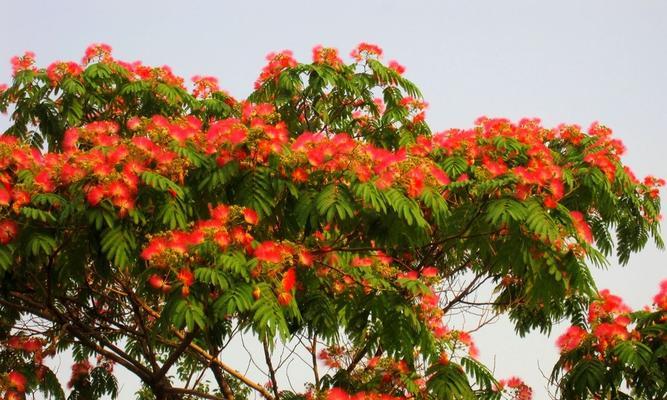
{"left": 388, "top": 60, "right": 405, "bottom": 74}
{"left": 350, "top": 43, "right": 383, "bottom": 61}
{"left": 556, "top": 326, "right": 587, "bottom": 352}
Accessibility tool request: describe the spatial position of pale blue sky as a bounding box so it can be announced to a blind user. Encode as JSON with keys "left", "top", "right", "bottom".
{"left": 1, "top": 1, "right": 666, "bottom": 398}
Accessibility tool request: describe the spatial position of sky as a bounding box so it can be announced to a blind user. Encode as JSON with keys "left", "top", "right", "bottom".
{"left": 1, "top": 0, "right": 666, "bottom": 398}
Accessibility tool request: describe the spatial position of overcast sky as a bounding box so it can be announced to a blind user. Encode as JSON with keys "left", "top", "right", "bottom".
{"left": 1, "top": 1, "right": 666, "bottom": 398}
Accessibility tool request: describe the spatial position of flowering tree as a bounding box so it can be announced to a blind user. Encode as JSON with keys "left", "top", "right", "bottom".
{"left": 553, "top": 283, "right": 667, "bottom": 399}
{"left": 0, "top": 43, "right": 664, "bottom": 400}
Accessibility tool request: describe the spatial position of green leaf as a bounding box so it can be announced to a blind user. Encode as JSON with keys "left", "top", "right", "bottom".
{"left": 461, "top": 357, "right": 498, "bottom": 391}
{"left": 214, "top": 284, "right": 253, "bottom": 316}
{"left": 21, "top": 206, "right": 56, "bottom": 223}
{"left": 252, "top": 289, "right": 290, "bottom": 341}
{"left": 236, "top": 168, "right": 275, "bottom": 218}
{"left": 427, "top": 362, "right": 475, "bottom": 400}
{"left": 26, "top": 233, "right": 58, "bottom": 257}
{"left": 100, "top": 225, "right": 136, "bottom": 269}
{"left": 613, "top": 341, "right": 653, "bottom": 369}
{"left": 194, "top": 267, "right": 231, "bottom": 290}
{"left": 315, "top": 184, "right": 355, "bottom": 222}
{"left": 485, "top": 198, "right": 527, "bottom": 226}
{"left": 140, "top": 171, "right": 184, "bottom": 199}
{"left": 156, "top": 199, "right": 188, "bottom": 229}
{"left": 525, "top": 199, "right": 558, "bottom": 242}
{"left": 385, "top": 188, "right": 428, "bottom": 227}
{"left": 353, "top": 181, "right": 387, "bottom": 213}
{"left": 0, "top": 244, "right": 15, "bottom": 272}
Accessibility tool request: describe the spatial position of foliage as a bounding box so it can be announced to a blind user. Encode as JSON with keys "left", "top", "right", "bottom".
{"left": 0, "top": 42, "right": 663, "bottom": 400}
{"left": 552, "top": 282, "right": 667, "bottom": 399}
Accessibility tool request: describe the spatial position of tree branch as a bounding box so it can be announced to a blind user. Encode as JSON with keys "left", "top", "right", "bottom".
{"left": 310, "top": 335, "right": 320, "bottom": 390}
{"left": 165, "top": 386, "right": 225, "bottom": 400}
{"left": 263, "top": 338, "right": 280, "bottom": 400}
{"left": 136, "top": 298, "right": 275, "bottom": 400}
{"left": 154, "top": 327, "right": 198, "bottom": 382}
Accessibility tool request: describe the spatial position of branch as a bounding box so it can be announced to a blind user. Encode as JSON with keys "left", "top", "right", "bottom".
{"left": 115, "top": 277, "right": 160, "bottom": 371}
{"left": 263, "top": 338, "right": 280, "bottom": 400}
{"left": 8, "top": 290, "right": 154, "bottom": 383}
{"left": 441, "top": 274, "right": 484, "bottom": 316}
{"left": 310, "top": 335, "right": 320, "bottom": 390}
{"left": 346, "top": 341, "right": 372, "bottom": 373}
{"left": 210, "top": 361, "right": 236, "bottom": 400}
{"left": 165, "top": 386, "right": 225, "bottom": 400}
{"left": 206, "top": 331, "right": 236, "bottom": 400}
{"left": 154, "top": 328, "right": 198, "bottom": 382}
{"left": 136, "top": 298, "right": 275, "bottom": 400}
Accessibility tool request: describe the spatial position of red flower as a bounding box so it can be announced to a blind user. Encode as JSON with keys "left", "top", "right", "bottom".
{"left": 86, "top": 185, "right": 106, "bottom": 206}
{"left": 148, "top": 274, "right": 168, "bottom": 290}
{"left": 327, "top": 388, "right": 350, "bottom": 400}
{"left": 8, "top": 371, "right": 27, "bottom": 392}
{"left": 22, "top": 338, "right": 43, "bottom": 353}
{"left": 282, "top": 268, "right": 297, "bottom": 292}
{"left": 593, "top": 322, "right": 629, "bottom": 348}
{"left": 0, "top": 183, "right": 10, "bottom": 206}
{"left": 11, "top": 190, "right": 30, "bottom": 212}
{"left": 429, "top": 165, "right": 450, "bottom": 185}
{"left": 254, "top": 50, "right": 297, "bottom": 89}
{"left": 549, "top": 178, "right": 565, "bottom": 201}
{"left": 68, "top": 360, "right": 92, "bottom": 388}
{"left": 277, "top": 291, "right": 293, "bottom": 306}
{"left": 543, "top": 196, "right": 558, "bottom": 209}
{"left": 0, "top": 219, "right": 19, "bottom": 244}
{"left": 388, "top": 60, "right": 406, "bottom": 74}
{"left": 312, "top": 46, "right": 343, "bottom": 68}
{"left": 653, "top": 279, "right": 667, "bottom": 309}
{"left": 177, "top": 268, "right": 194, "bottom": 287}
{"left": 556, "top": 326, "right": 587, "bottom": 352}
{"left": 214, "top": 230, "right": 231, "bottom": 249}
{"left": 108, "top": 181, "right": 130, "bottom": 199}
{"left": 243, "top": 208, "right": 259, "bottom": 225}
{"left": 291, "top": 167, "right": 309, "bottom": 183}
{"left": 401, "top": 270, "right": 419, "bottom": 280}
{"left": 590, "top": 289, "right": 631, "bottom": 319}
{"left": 141, "top": 238, "right": 168, "bottom": 261}
{"left": 210, "top": 204, "right": 230, "bottom": 222}
{"left": 82, "top": 43, "right": 112, "bottom": 64}
{"left": 191, "top": 75, "right": 220, "bottom": 98}
{"left": 231, "top": 226, "right": 254, "bottom": 248}
{"left": 34, "top": 171, "right": 55, "bottom": 192}
{"left": 127, "top": 117, "right": 142, "bottom": 131}
{"left": 254, "top": 241, "right": 286, "bottom": 263}
{"left": 10, "top": 51, "right": 36, "bottom": 76}
{"left": 298, "top": 250, "right": 314, "bottom": 267}
{"left": 350, "top": 43, "right": 383, "bottom": 61}
{"left": 570, "top": 211, "right": 593, "bottom": 243}
{"left": 421, "top": 267, "right": 438, "bottom": 278}
{"left": 63, "top": 128, "right": 79, "bottom": 152}
{"left": 4, "top": 390, "right": 22, "bottom": 400}
{"left": 482, "top": 156, "right": 508, "bottom": 177}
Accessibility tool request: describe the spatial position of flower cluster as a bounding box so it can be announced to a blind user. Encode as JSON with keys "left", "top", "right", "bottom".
{"left": 350, "top": 42, "right": 384, "bottom": 61}
{"left": 312, "top": 45, "right": 343, "bottom": 68}
{"left": 254, "top": 50, "right": 298, "bottom": 89}
{"left": 496, "top": 376, "right": 533, "bottom": 400}
{"left": 10, "top": 51, "right": 37, "bottom": 76}
{"left": 0, "top": 43, "right": 663, "bottom": 400}
{"left": 327, "top": 387, "right": 406, "bottom": 400}
{"left": 1, "top": 336, "right": 47, "bottom": 398}
{"left": 556, "top": 280, "right": 667, "bottom": 356}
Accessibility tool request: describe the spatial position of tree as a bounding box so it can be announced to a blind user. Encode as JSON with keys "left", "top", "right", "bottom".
{"left": 552, "top": 283, "right": 667, "bottom": 399}
{"left": 0, "top": 43, "right": 663, "bottom": 400}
